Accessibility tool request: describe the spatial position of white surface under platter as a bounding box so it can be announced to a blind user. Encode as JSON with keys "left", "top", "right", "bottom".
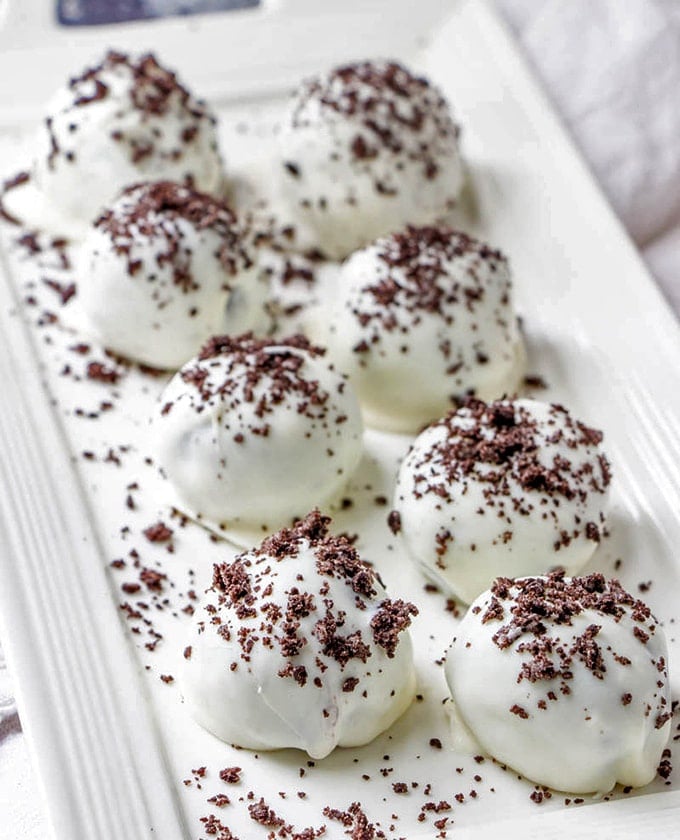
{"left": 1, "top": 1, "right": 680, "bottom": 838}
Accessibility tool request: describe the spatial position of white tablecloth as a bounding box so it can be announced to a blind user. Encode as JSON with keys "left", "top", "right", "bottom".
{"left": 2, "top": 1, "right": 679, "bottom": 836}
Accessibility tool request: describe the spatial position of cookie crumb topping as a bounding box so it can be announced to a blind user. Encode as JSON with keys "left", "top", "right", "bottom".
{"left": 205, "top": 510, "right": 417, "bottom": 678}
{"left": 409, "top": 399, "right": 610, "bottom": 552}
{"left": 481, "top": 571, "right": 667, "bottom": 719}
{"left": 290, "top": 60, "right": 459, "bottom": 183}
{"left": 95, "top": 181, "right": 249, "bottom": 288}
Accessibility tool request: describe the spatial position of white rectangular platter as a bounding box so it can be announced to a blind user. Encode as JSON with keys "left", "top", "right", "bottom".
{"left": 1, "top": 1, "right": 680, "bottom": 838}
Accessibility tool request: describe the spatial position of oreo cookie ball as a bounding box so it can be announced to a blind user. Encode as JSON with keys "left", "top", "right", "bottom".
{"left": 155, "top": 334, "right": 364, "bottom": 544}
{"left": 392, "top": 398, "right": 611, "bottom": 604}
{"left": 78, "top": 181, "right": 266, "bottom": 369}
{"left": 308, "top": 226, "right": 524, "bottom": 433}
{"left": 279, "top": 60, "right": 463, "bottom": 260}
{"left": 34, "top": 50, "right": 223, "bottom": 225}
{"left": 446, "top": 572, "right": 671, "bottom": 793}
{"left": 182, "top": 510, "right": 417, "bottom": 758}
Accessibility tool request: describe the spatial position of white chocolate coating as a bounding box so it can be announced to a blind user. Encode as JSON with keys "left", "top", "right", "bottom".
{"left": 445, "top": 573, "right": 671, "bottom": 793}
{"left": 308, "top": 227, "right": 525, "bottom": 433}
{"left": 279, "top": 60, "right": 464, "bottom": 260}
{"left": 77, "top": 181, "right": 267, "bottom": 369}
{"left": 34, "top": 50, "right": 223, "bottom": 225}
{"left": 182, "top": 511, "right": 417, "bottom": 758}
{"left": 393, "top": 398, "right": 611, "bottom": 604}
{"left": 155, "top": 335, "right": 364, "bottom": 541}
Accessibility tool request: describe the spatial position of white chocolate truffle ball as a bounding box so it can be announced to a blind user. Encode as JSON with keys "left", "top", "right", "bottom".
{"left": 155, "top": 335, "right": 364, "bottom": 542}
{"left": 78, "top": 181, "right": 266, "bottom": 369}
{"left": 392, "top": 398, "right": 611, "bottom": 604}
{"left": 279, "top": 60, "right": 463, "bottom": 260}
{"left": 310, "top": 226, "right": 524, "bottom": 433}
{"left": 34, "top": 50, "right": 223, "bottom": 224}
{"left": 445, "top": 572, "right": 671, "bottom": 793}
{"left": 182, "top": 510, "right": 417, "bottom": 758}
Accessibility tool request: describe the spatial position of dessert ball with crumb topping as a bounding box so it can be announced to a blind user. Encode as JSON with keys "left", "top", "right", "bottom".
{"left": 34, "top": 50, "right": 223, "bottom": 225}
{"left": 155, "top": 335, "right": 364, "bottom": 543}
{"left": 446, "top": 572, "right": 671, "bottom": 793}
{"left": 78, "top": 181, "right": 267, "bottom": 369}
{"left": 392, "top": 398, "right": 611, "bottom": 604}
{"left": 309, "top": 226, "right": 524, "bottom": 433}
{"left": 182, "top": 510, "right": 417, "bottom": 758}
{"left": 279, "top": 60, "right": 463, "bottom": 259}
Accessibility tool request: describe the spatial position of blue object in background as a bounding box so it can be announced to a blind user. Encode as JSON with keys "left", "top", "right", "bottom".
{"left": 58, "top": 0, "right": 260, "bottom": 26}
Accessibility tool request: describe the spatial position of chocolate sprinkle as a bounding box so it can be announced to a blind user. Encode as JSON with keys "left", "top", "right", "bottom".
{"left": 0, "top": 171, "right": 30, "bottom": 225}
{"left": 219, "top": 767, "right": 242, "bottom": 784}
{"left": 323, "top": 802, "right": 386, "bottom": 840}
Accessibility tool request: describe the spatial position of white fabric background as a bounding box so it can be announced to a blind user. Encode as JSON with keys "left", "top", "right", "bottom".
{"left": 1, "top": 0, "right": 679, "bottom": 836}
{"left": 497, "top": 0, "right": 680, "bottom": 309}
